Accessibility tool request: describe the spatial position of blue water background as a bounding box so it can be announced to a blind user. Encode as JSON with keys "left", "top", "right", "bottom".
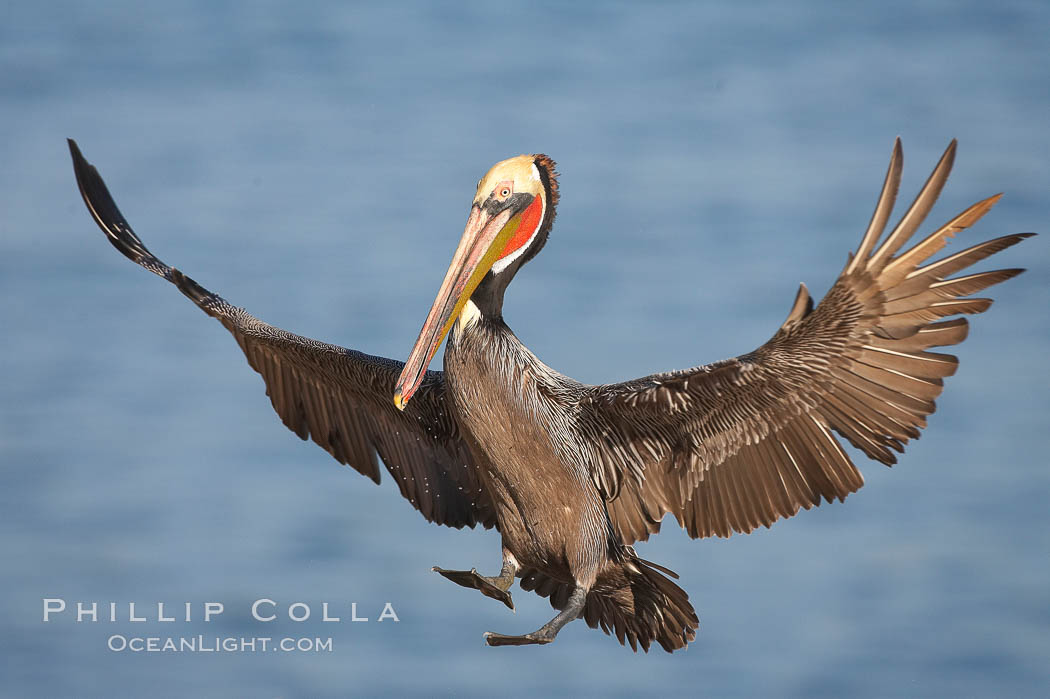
{"left": 1, "top": 1, "right": 1048, "bottom": 696}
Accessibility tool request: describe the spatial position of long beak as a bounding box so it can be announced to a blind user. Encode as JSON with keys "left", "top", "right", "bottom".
{"left": 393, "top": 203, "right": 520, "bottom": 409}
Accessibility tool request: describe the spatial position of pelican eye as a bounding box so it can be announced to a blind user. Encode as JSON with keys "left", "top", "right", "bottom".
{"left": 492, "top": 180, "right": 514, "bottom": 202}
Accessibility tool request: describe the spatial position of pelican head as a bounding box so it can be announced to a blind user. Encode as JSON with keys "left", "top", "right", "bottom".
{"left": 394, "top": 154, "right": 558, "bottom": 409}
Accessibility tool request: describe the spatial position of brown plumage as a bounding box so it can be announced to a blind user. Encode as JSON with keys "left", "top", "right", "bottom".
{"left": 68, "top": 138, "right": 1030, "bottom": 652}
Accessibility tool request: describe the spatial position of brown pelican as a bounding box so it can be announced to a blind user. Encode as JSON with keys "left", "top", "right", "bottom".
{"left": 68, "top": 138, "right": 1030, "bottom": 652}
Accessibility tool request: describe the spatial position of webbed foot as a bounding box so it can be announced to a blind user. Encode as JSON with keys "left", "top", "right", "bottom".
{"left": 481, "top": 584, "right": 587, "bottom": 649}
{"left": 483, "top": 630, "right": 553, "bottom": 647}
{"left": 432, "top": 566, "right": 515, "bottom": 611}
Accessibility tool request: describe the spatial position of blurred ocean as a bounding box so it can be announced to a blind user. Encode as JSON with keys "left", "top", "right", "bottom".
{"left": 1, "top": 1, "right": 1048, "bottom": 696}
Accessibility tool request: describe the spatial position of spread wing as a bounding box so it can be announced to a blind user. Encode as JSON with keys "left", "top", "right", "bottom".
{"left": 69, "top": 139, "right": 496, "bottom": 530}
{"left": 578, "top": 139, "right": 1031, "bottom": 543}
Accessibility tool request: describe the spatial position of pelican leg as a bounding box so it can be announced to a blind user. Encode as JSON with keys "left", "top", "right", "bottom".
{"left": 484, "top": 585, "right": 587, "bottom": 647}
{"left": 432, "top": 551, "right": 517, "bottom": 611}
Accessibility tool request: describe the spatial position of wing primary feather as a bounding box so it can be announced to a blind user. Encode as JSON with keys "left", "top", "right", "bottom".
{"left": 848, "top": 137, "right": 903, "bottom": 273}
{"left": 881, "top": 193, "right": 1002, "bottom": 283}
{"left": 869, "top": 139, "right": 957, "bottom": 269}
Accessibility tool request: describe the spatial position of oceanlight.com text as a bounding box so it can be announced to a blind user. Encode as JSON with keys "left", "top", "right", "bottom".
{"left": 107, "top": 635, "right": 333, "bottom": 653}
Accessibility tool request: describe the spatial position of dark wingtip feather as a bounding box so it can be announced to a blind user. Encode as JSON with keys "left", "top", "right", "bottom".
{"left": 68, "top": 138, "right": 164, "bottom": 272}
